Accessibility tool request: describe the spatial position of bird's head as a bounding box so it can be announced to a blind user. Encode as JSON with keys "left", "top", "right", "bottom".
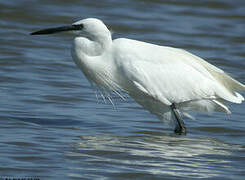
{"left": 31, "top": 18, "right": 111, "bottom": 39}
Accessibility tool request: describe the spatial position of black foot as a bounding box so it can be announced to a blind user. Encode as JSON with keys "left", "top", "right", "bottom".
{"left": 174, "top": 126, "right": 186, "bottom": 135}
{"left": 171, "top": 103, "right": 187, "bottom": 135}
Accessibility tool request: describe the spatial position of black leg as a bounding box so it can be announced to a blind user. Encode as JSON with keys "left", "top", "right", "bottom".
{"left": 170, "top": 103, "right": 186, "bottom": 135}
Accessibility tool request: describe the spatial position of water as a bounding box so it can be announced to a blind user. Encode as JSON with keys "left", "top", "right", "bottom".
{"left": 0, "top": 0, "right": 245, "bottom": 179}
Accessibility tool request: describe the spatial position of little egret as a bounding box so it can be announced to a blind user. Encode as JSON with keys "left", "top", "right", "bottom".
{"left": 31, "top": 18, "right": 245, "bottom": 134}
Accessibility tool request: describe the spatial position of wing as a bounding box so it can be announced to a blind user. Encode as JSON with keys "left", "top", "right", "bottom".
{"left": 113, "top": 38, "right": 244, "bottom": 105}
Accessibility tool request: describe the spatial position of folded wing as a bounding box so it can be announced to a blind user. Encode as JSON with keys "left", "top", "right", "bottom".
{"left": 113, "top": 38, "right": 245, "bottom": 111}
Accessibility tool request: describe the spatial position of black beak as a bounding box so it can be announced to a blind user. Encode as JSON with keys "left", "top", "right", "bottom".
{"left": 30, "top": 24, "right": 83, "bottom": 35}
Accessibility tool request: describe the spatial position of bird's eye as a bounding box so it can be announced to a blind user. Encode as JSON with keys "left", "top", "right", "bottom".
{"left": 72, "top": 24, "right": 84, "bottom": 30}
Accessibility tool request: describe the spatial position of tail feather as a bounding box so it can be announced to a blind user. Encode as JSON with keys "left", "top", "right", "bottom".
{"left": 210, "top": 70, "right": 245, "bottom": 93}
{"left": 235, "top": 92, "right": 244, "bottom": 101}
{"left": 212, "top": 99, "right": 231, "bottom": 114}
{"left": 179, "top": 99, "right": 231, "bottom": 114}
{"left": 182, "top": 49, "right": 245, "bottom": 103}
{"left": 202, "top": 64, "right": 245, "bottom": 103}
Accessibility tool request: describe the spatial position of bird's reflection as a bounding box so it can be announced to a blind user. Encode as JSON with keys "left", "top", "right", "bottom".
{"left": 66, "top": 133, "right": 241, "bottom": 178}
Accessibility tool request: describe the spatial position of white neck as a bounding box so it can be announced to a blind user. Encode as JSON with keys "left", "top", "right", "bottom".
{"left": 71, "top": 31, "right": 113, "bottom": 86}
{"left": 72, "top": 31, "right": 112, "bottom": 57}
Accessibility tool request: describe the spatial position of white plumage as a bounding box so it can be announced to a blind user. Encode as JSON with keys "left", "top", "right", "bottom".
{"left": 31, "top": 18, "right": 245, "bottom": 134}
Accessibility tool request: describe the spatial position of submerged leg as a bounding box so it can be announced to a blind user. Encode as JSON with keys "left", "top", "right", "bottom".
{"left": 170, "top": 103, "right": 186, "bottom": 135}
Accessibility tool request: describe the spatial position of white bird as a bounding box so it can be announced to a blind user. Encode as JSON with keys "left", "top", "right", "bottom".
{"left": 31, "top": 18, "right": 245, "bottom": 134}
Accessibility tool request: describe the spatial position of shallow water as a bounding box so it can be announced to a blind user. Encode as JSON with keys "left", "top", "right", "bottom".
{"left": 0, "top": 0, "right": 245, "bottom": 179}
